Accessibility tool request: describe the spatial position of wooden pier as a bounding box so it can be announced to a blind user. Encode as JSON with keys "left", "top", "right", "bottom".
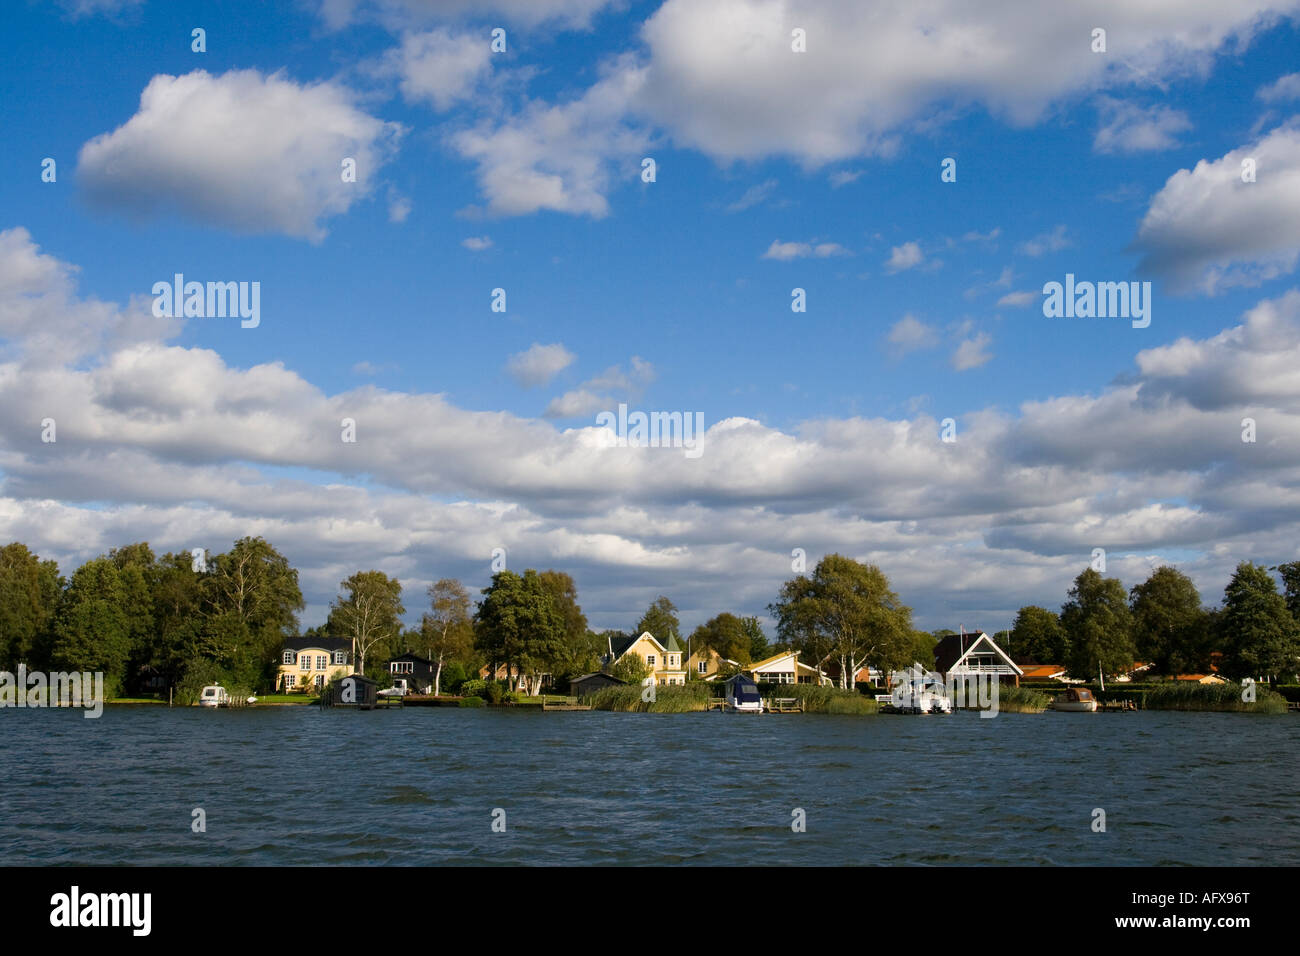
{"left": 541, "top": 696, "right": 591, "bottom": 711}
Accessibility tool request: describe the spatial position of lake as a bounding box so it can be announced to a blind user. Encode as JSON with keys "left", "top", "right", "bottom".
{"left": 1, "top": 706, "right": 1296, "bottom": 865}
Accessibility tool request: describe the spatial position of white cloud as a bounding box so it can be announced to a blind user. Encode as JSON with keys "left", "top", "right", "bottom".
{"left": 886, "top": 314, "right": 940, "bottom": 355}
{"left": 885, "top": 241, "right": 923, "bottom": 273}
{"left": 829, "top": 169, "right": 863, "bottom": 188}
{"left": 11, "top": 229, "right": 1300, "bottom": 631}
{"left": 462, "top": 235, "right": 493, "bottom": 250}
{"left": 544, "top": 356, "right": 654, "bottom": 417}
{"left": 632, "top": 0, "right": 1300, "bottom": 165}
{"left": 1133, "top": 122, "right": 1300, "bottom": 294}
{"left": 380, "top": 28, "right": 492, "bottom": 110}
{"left": 726, "top": 178, "right": 777, "bottom": 212}
{"left": 450, "top": 57, "right": 649, "bottom": 218}
{"left": 762, "top": 239, "right": 847, "bottom": 260}
{"left": 996, "top": 290, "right": 1038, "bottom": 307}
{"left": 951, "top": 332, "right": 993, "bottom": 370}
{"left": 1018, "top": 225, "right": 1070, "bottom": 257}
{"left": 388, "top": 193, "right": 412, "bottom": 222}
{"left": 78, "top": 69, "right": 404, "bottom": 240}
{"left": 1093, "top": 96, "right": 1192, "bottom": 154}
{"left": 507, "top": 342, "right": 576, "bottom": 387}
{"left": 1256, "top": 72, "right": 1300, "bottom": 102}
{"left": 315, "top": 0, "right": 617, "bottom": 30}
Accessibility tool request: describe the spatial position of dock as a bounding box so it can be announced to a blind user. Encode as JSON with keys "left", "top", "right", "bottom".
{"left": 766, "top": 697, "right": 804, "bottom": 713}
{"left": 541, "top": 696, "right": 591, "bottom": 711}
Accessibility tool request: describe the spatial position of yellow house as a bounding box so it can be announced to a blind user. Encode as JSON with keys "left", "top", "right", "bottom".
{"left": 747, "top": 650, "right": 828, "bottom": 685}
{"left": 607, "top": 631, "right": 687, "bottom": 685}
{"left": 278, "top": 637, "right": 352, "bottom": 693}
{"left": 685, "top": 645, "right": 742, "bottom": 681}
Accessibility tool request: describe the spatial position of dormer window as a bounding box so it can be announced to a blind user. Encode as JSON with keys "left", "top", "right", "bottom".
{"left": 333, "top": 651, "right": 346, "bottom": 665}
{"left": 283, "top": 651, "right": 296, "bottom": 665}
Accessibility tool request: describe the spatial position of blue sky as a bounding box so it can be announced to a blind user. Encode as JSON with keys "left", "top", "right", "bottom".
{"left": 3, "top": 0, "right": 1300, "bottom": 634}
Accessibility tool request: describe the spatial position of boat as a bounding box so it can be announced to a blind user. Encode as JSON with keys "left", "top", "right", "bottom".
{"left": 1050, "top": 687, "right": 1098, "bottom": 712}
{"left": 721, "top": 673, "right": 764, "bottom": 713}
{"left": 888, "top": 668, "right": 952, "bottom": 714}
{"left": 198, "top": 685, "right": 230, "bottom": 708}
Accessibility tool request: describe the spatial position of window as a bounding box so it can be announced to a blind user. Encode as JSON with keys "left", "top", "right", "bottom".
{"left": 391, "top": 661, "right": 413, "bottom": 674}
{"left": 646, "top": 655, "right": 656, "bottom": 667}
{"left": 333, "top": 651, "right": 346, "bottom": 665}
{"left": 283, "top": 651, "right": 296, "bottom": 665}
{"left": 300, "top": 657, "right": 311, "bottom": 671}
{"left": 698, "top": 661, "right": 707, "bottom": 674}
{"left": 285, "top": 675, "right": 296, "bottom": 689}
{"left": 314, "top": 674, "right": 324, "bottom": 689}
{"left": 316, "top": 655, "right": 328, "bottom": 670}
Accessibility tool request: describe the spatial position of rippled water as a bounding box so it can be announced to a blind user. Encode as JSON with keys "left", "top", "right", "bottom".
{"left": 1, "top": 706, "right": 1296, "bottom": 865}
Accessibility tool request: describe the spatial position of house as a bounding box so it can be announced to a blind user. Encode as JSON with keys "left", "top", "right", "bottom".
{"left": 746, "top": 650, "right": 828, "bottom": 685}
{"left": 604, "top": 631, "right": 687, "bottom": 685}
{"left": 386, "top": 653, "right": 435, "bottom": 695}
{"left": 478, "top": 662, "right": 546, "bottom": 694}
{"left": 330, "top": 673, "right": 378, "bottom": 709}
{"left": 933, "top": 630, "right": 1024, "bottom": 686}
{"left": 570, "top": 672, "right": 626, "bottom": 698}
{"left": 278, "top": 637, "right": 352, "bottom": 693}
{"left": 1019, "top": 663, "right": 1068, "bottom": 682}
{"left": 685, "top": 645, "right": 742, "bottom": 681}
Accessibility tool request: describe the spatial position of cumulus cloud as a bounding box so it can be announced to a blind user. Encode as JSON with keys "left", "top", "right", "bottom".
{"left": 8, "top": 228, "right": 1300, "bottom": 631}
{"left": 507, "top": 342, "right": 576, "bottom": 387}
{"left": 379, "top": 28, "right": 492, "bottom": 110}
{"left": 1093, "top": 96, "right": 1192, "bottom": 153}
{"left": 726, "top": 178, "right": 778, "bottom": 212}
{"left": 885, "top": 241, "right": 924, "bottom": 273}
{"left": 1018, "top": 225, "right": 1070, "bottom": 257}
{"left": 996, "top": 290, "right": 1038, "bottom": 307}
{"left": 78, "top": 69, "right": 404, "bottom": 240}
{"left": 886, "top": 314, "right": 940, "bottom": 356}
{"left": 1256, "top": 72, "right": 1300, "bottom": 102}
{"left": 462, "top": 235, "right": 493, "bottom": 250}
{"left": 1132, "top": 122, "right": 1300, "bottom": 294}
{"left": 314, "top": 0, "right": 617, "bottom": 30}
{"left": 951, "top": 331, "right": 994, "bottom": 370}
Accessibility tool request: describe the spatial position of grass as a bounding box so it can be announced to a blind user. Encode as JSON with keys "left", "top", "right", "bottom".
{"left": 588, "top": 683, "right": 713, "bottom": 712}
{"left": 766, "top": 683, "right": 879, "bottom": 714}
{"left": 1142, "top": 682, "right": 1287, "bottom": 713}
{"left": 993, "top": 685, "right": 1050, "bottom": 714}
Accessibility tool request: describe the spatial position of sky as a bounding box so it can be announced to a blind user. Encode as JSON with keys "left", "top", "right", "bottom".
{"left": 3, "top": 0, "right": 1300, "bottom": 635}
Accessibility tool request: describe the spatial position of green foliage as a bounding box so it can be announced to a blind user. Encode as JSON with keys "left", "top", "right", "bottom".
{"left": 993, "top": 685, "right": 1050, "bottom": 713}
{"left": 636, "top": 595, "right": 680, "bottom": 644}
{"left": 1009, "top": 605, "right": 1067, "bottom": 664}
{"left": 421, "top": 578, "right": 475, "bottom": 696}
{"left": 1143, "top": 681, "right": 1287, "bottom": 713}
{"left": 588, "top": 682, "right": 711, "bottom": 712}
{"left": 1129, "top": 566, "right": 1210, "bottom": 675}
{"left": 769, "top": 554, "right": 914, "bottom": 688}
{"left": 458, "top": 678, "right": 488, "bottom": 698}
{"left": 458, "top": 695, "right": 485, "bottom": 707}
{"left": 689, "top": 612, "right": 753, "bottom": 665}
{"left": 474, "top": 569, "right": 565, "bottom": 692}
{"left": 1219, "top": 562, "right": 1300, "bottom": 680}
{"left": 609, "top": 651, "right": 650, "bottom": 684}
{"left": 327, "top": 569, "right": 404, "bottom": 676}
{"left": 763, "top": 683, "right": 879, "bottom": 714}
{"left": 0, "top": 542, "right": 61, "bottom": 669}
{"left": 1061, "top": 568, "right": 1136, "bottom": 678}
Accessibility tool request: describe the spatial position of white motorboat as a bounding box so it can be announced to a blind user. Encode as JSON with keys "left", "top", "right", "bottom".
{"left": 889, "top": 671, "right": 952, "bottom": 714}
{"left": 198, "top": 685, "right": 230, "bottom": 708}
{"left": 1050, "top": 687, "right": 1098, "bottom": 712}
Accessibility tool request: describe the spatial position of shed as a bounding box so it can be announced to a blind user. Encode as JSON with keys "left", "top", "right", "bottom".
{"left": 330, "top": 673, "right": 378, "bottom": 709}
{"left": 570, "top": 672, "right": 626, "bottom": 698}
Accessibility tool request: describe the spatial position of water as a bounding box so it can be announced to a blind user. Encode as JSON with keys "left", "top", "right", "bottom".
{"left": 1, "top": 706, "right": 1296, "bottom": 865}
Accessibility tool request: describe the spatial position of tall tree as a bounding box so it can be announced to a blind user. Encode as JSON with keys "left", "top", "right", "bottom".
{"left": 51, "top": 558, "right": 132, "bottom": 691}
{"left": 422, "top": 578, "right": 473, "bottom": 696}
{"left": 1061, "top": 568, "right": 1135, "bottom": 679}
{"left": 474, "top": 569, "right": 564, "bottom": 695}
{"left": 636, "top": 596, "right": 680, "bottom": 642}
{"left": 740, "top": 616, "right": 769, "bottom": 661}
{"left": 204, "top": 537, "right": 303, "bottom": 682}
{"left": 1129, "top": 566, "right": 1207, "bottom": 675}
{"left": 1008, "top": 605, "right": 1068, "bottom": 664}
{"left": 1220, "top": 562, "right": 1300, "bottom": 682}
{"left": 689, "top": 613, "right": 753, "bottom": 665}
{"left": 769, "top": 554, "right": 914, "bottom": 688}
{"left": 329, "top": 570, "right": 405, "bottom": 676}
{"left": 1272, "top": 561, "right": 1300, "bottom": 622}
{"left": 0, "top": 543, "right": 61, "bottom": 669}
{"left": 538, "top": 570, "right": 594, "bottom": 678}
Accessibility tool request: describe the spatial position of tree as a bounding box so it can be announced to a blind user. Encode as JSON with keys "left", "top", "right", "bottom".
{"left": 1272, "top": 561, "right": 1300, "bottom": 622}
{"left": 1060, "top": 568, "right": 1135, "bottom": 679}
{"left": 538, "top": 570, "right": 596, "bottom": 679}
{"left": 204, "top": 537, "right": 303, "bottom": 684}
{"left": 610, "top": 651, "right": 650, "bottom": 684}
{"left": 474, "top": 569, "right": 565, "bottom": 695}
{"left": 636, "top": 596, "right": 680, "bottom": 643}
{"left": 1219, "top": 562, "right": 1300, "bottom": 682}
{"left": 689, "top": 613, "right": 753, "bottom": 665}
{"left": 1008, "top": 606, "right": 1067, "bottom": 664}
{"left": 1129, "top": 566, "right": 1207, "bottom": 675}
{"left": 422, "top": 579, "right": 473, "bottom": 696}
{"left": 740, "top": 616, "right": 769, "bottom": 661}
{"left": 52, "top": 558, "right": 132, "bottom": 692}
{"left": 769, "top": 554, "right": 915, "bottom": 689}
{"left": 0, "top": 543, "right": 61, "bottom": 669}
{"left": 329, "top": 570, "right": 405, "bottom": 676}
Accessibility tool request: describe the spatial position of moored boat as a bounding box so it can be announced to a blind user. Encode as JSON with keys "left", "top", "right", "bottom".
{"left": 1050, "top": 687, "right": 1098, "bottom": 712}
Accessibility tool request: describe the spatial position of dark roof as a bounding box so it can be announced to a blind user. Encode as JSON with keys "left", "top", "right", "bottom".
{"left": 607, "top": 633, "right": 639, "bottom": 659}
{"left": 387, "top": 652, "right": 433, "bottom": 665}
{"left": 934, "top": 631, "right": 1005, "bottom": 673}
{"left": 283, "top": 636, "right": 351, "bottom": 653}
{"left": 571, "top": 672, "right": 626, "bottom": 686}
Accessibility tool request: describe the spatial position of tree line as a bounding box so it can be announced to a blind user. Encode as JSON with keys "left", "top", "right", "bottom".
{"left": 2, "top": 539, "right": 1295, "bottom": 701}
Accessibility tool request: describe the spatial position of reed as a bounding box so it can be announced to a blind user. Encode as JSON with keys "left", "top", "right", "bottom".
{"left": 587, "top": 683, "right": 713, "bottom": 712}
{"left": 994, "top": 685, "right": 1050, "bottom": 713}
{"left": 1143, "top": 682, "right": 1287, "bottom": 713}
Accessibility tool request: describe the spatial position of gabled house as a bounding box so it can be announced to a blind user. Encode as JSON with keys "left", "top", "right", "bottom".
{"left": 933, "top": 630, "right": 1023, "bottom": 686}
{"left": 278, "top": 637, "right": 351, "bottom": 692}
{"left": 478, "top": 662, "right": 546, "bottom": 695}
{"left": 685, "top": 645, "right": 742, "bottom": 681}
{"left": 386, "top": 653, "right": 435, "bottom": 695}
{"left": 604, "top": 631, "right": 687, "bottom": 686}
{"left": 747, "top": 650, "right": 828, "bottom": 685}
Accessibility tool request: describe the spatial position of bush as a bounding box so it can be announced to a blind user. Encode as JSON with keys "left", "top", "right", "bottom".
{"left": 459, "top": 696, "right": 485, "bottom": 708}
{"left": 588, "top": 682, "right": 711, "bottom": 712}
{"left": 991, "top": 684, "right": 1049, "bottom": 713}
{"left": 1144, "top": 682, "right": 1287, "bottom": 713}
{"left": 458, "top": 678, "right": 487, "bottom": 699}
